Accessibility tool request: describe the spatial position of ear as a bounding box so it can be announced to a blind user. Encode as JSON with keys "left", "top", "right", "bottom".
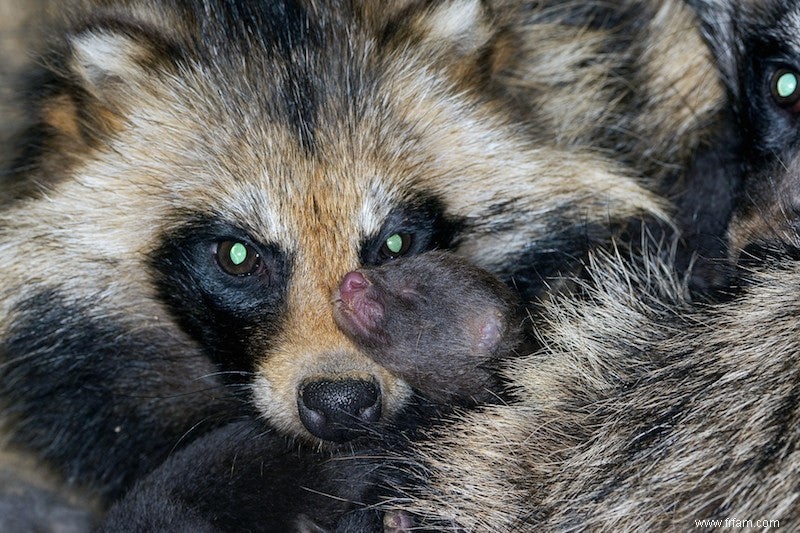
{"left": 411, "top": 0, "right": 493, "bottom": 56}
{"left": 684, "top": 0, "right": 739, "bottom": 98}
{"left": 38, "top": 20, "right": 178, "bottom": 147}
{"left": 376, "top": 0, "right": 494, "bottom": 73}
{"left": 472, "top": 309, "right": 506, "bottom": 355}
{"left": 68, "top": 28, "right": 158, "bottom": 102}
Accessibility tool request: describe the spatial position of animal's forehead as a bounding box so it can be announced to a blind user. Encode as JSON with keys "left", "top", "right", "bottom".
{"left": 114, "top": 71, "right": 466, "bottom": 252}
{"left": 53, "top": 0, "right": 516, "bottom": 259}
{"left": 193, "top": 154, "right": 416, "bottom": 254}
{"left": 166, "top": 3, "right": 391, "bottom": 148}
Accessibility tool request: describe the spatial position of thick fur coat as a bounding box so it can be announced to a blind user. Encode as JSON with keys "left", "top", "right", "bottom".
{"left": 0, "top": 0, "right": 728, "bottom": 527}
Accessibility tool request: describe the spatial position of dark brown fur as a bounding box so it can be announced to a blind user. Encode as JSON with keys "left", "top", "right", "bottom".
{"left": 334, "top": 251, "right": 520, "bottom": 405}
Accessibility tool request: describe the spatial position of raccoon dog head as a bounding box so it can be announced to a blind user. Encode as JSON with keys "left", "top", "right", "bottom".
{"left": 2, "top": 0, "right": 665, "bottom": 444}
{"left": 692, "top": 0, "right": 800, "bottom": 251}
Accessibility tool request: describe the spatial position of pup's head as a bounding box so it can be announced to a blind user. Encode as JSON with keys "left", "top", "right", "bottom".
{"left": 1, "top": 0, "right": 665, "bottom": 445}
{"left": 333, "top": 251, "right": 520, "bottom": 407}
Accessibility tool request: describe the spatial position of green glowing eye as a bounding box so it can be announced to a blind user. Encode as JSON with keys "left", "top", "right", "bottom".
{"left": 772, "top": 68, "right": 800, "bottom": 107}
{"left": 217, "top": 240, "right": 261, "bottom": 276}
{"left": 777, "top": 71, "right": 798, "bottom": 99}
{"left": 379, "top": 232, "right": 412, "bottom": 260}
{"left": 229, "top": 242, "right": 248, "bottom": 265}
{"left": 385, "top": 234, "right": 404, "bottom": 254}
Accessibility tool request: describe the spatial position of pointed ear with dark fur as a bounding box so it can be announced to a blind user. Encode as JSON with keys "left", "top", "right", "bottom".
{"left": 684, "top": 0, "right": 739, "bottom": 97}
{"left": 377, "top": 0, "right": 494, "bottom": 78}
{"left": 37, "top": 19, "right": 179, "bottom": 150}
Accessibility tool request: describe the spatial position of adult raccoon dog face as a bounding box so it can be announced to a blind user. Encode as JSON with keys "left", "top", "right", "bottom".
{"left": 0, "top": 0, "right": 677, "bottom": 496}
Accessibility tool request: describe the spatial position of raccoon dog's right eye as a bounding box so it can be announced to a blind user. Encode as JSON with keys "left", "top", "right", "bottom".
{"left": 216, "top": 240, "right": 263, "bottom": 276}
{"left": 379, "top": 232, "right": 413, "bottom": 260}
{"left": 771, "top": 68, "right": 800, "bottom": 109}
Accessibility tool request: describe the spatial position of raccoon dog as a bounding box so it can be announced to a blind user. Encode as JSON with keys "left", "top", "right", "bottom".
{"left": 0, "top": 0, "right": 721, "bottom": 512}
{"left": 365, "top": 1, "right": 800, "bottom": 529}
{"left": 99, "top": 251, "right": 521, "bottom": 532}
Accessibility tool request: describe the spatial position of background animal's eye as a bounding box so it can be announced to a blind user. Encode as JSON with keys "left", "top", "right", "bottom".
{"left": 771, "top": 68, "right": 800, "bottom": 107}
{"left": 216, "top": 240, "right": 262, "bottom": 276}
{"left": 379, "top": 233, "right": 412, "bottom": 260}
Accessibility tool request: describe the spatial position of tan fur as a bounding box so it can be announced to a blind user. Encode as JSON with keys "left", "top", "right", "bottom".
{"left": 382, "top": 242, "right": 800, "bottom": 530}
{"left": 489, "top": 0, "right": 723, "bottom": 191}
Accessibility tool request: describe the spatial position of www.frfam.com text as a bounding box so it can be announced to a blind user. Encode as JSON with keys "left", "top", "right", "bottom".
{"left": 695, "top": 518, "right": 780, "bottom": 529}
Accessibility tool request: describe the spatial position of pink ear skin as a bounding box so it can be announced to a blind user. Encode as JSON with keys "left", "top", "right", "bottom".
{"left": 474, "top": 310, "right": 505, "bottom": 354}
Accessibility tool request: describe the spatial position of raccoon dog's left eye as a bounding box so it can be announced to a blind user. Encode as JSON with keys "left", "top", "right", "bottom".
{"left": 379, "top": 233, "right": 412, "bottom": 260}
{"left": 216, "top": 240, "right": 263, "bottom": 276}
{"left": 771, "top": 68, "right": 800, "bottom": 108}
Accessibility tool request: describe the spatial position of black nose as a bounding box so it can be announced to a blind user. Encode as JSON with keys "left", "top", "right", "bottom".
{"left": 297, "top": 379, "right": 382, "bottom": 442}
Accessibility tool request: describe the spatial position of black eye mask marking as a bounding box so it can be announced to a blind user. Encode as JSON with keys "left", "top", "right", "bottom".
{"left": 150, "top": 217, "right": 290, "bottom": 375}
{"left": 360, "top": 195, "right": 463, "bottom": 266}
{"left": 738, "top": 36, "right": 800, "bottom": 158}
